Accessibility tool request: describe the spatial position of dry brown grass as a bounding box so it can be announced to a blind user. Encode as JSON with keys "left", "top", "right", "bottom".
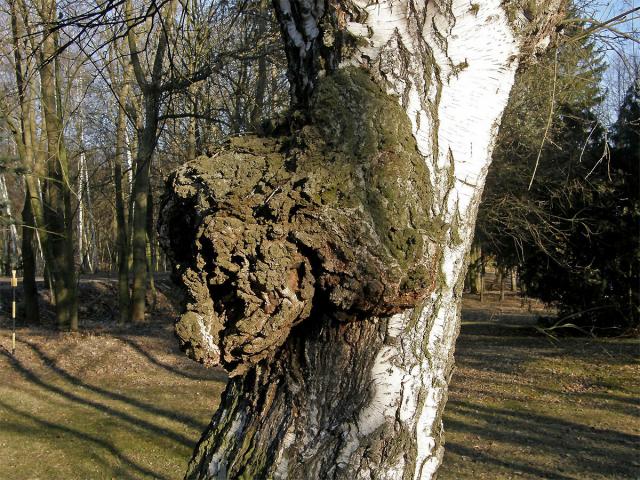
{"left": 0, "top": 281, "right": 637, "bottom": 479}
{"left": 441, "top": 293, "right": 640, "bottom": 480}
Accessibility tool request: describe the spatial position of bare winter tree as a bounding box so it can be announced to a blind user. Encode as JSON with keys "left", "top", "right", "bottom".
{"left": 159, "top": 0, "right": 565, "bottom": 478}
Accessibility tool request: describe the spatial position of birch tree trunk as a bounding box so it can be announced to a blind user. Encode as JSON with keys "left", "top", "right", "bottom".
{"left": 160, "top": 0, "right": 564, "bottom": 478}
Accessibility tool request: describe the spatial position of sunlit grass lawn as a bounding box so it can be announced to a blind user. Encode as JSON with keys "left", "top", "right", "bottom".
{"left": 0, "top": 293, "right": 638, "bottom": 479}
{"left": 440, "top": 294, "right": 640, "bottom": 480}
{"left": 0, "top": 330, "right": 226, "bottom": 480}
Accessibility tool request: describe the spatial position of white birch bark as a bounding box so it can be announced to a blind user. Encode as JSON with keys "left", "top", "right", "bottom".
{"left": 82, "top": 153, "right": 96, "bottom": 272}
{"left": 167, "top": 0, "right": 564, "bottom": 478}
{"left": 77, "top": 149, "right": 96, "bottom": 273}
{"left": 78, "top": 150, "right": 85, "bottom": 269}
{"left": 339, "top": 1, "right": 520, "bottom": 475}
{"left": 0, "top": 174, "right": 20, "bottom": 263}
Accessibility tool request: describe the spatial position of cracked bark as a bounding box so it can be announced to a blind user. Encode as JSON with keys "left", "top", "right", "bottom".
{"left": 159, "top": 0, "right": 565, "bottom": 478}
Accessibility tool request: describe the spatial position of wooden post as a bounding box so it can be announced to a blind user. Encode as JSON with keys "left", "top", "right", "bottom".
{"left": 11, "top": 269, "right": 17, "bottom": 355}
{"left": 479, "top": 256, "right": 485, "bottom": 303}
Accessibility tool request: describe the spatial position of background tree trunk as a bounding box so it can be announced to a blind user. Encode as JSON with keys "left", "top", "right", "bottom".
{"left": 21, "top": 187, "right": 39, "bottom": 324}
{"left": 114, "top": 84, "right": 131, "bottom": 324}
{"left": 466, "top": 243, "right": 483, "bottom": 294}
{"left": 479, "top": 253, "right": 486, "bottom": 303}
{"left": 129, "top": 125, "right": 153, "bottom": 323}
{"left": 38, "top": 0, "right": 78, "bottom": 330}
{"left": 126, "top": 0, "right": 175, "bottom": 323}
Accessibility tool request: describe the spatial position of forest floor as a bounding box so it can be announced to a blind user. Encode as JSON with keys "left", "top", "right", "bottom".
{"left": 0, "top": 277, "right": 638, "bottom": 479}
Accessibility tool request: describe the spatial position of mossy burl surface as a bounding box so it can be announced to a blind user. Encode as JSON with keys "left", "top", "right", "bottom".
{"left": 160, "top": 67, "right": 443, "bottom": 376}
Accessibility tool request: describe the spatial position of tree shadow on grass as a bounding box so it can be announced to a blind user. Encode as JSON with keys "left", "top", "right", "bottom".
{"left": 456, "top": 318, "right": 638, "bottom": 380}
{"left": 445, "top": 398, "right": 640, "bottom": 479}
{"left": 580, "top": 390, "right": 640, "bottom": 417}
{"left": 9, "top": 340, "right": 216, "bottom": 431}
{"left": 443, "top": 306, "right": 640, "bottom": 479}
{"left": 0, "top": 346, "right": 205, "bottom": 447}
{"left": 0, "top": 399, "right": 171, "bottom": 480}
{"left": 443, "top": 442, "right": 576, "bottom": 480}
{"left": 112, "top": 335, "right": 226, "bottom": 382}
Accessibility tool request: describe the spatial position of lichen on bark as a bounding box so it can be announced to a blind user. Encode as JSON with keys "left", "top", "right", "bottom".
{"left": 159, "top": 67, "right": 442, "bottom": 377}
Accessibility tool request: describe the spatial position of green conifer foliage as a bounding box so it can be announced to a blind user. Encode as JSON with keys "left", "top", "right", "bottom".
{"left": 476, "top": 24, "right": 639, "bottom": 333}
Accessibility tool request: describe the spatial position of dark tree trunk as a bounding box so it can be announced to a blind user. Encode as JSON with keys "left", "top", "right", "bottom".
{"left": 21, "top": 187, "right": 40, "bottom": 324}
{"left": 249, "top": 0, "right": 269, "bottom": 129}
{"left": 146, "top": 184, "right": 156, "bottom": 308}
{"left": 130, "top": 93, "right": 159, "bottom": 323}
{"left": 115, "top": 101, "right": 130, "bottom": 324}
{"left": 39, "top": 6, "right": 78, "bottom": 330}
{"left": 466, "top": 244, "right": 483, "bottom": 295}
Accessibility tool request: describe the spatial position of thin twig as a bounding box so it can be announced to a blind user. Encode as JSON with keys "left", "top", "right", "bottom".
{"left": 528, "top": 48, "right": 559, "bottom": 190}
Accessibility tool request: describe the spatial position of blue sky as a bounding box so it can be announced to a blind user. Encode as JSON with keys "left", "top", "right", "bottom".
{"left": 590, "top": 0, "right": 638, "bottom": 120}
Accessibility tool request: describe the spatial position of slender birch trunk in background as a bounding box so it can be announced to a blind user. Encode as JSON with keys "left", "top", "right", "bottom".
{"left": 0, "top": 175, "right": 20, "bottom": 268}
{"left": 76, "top": 100, "right": 96, "bottom": 274}
{"left": 161, "top": 0, "right": 564, "bottom": 477}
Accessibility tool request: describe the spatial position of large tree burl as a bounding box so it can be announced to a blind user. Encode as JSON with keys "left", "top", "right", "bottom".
{"left": 159, "top": 69, "right": 443, "bottom": 376}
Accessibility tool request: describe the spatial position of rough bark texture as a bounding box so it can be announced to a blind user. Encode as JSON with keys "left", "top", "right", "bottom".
{"left": 161, "top": 69, "right": 440, "bottom": 377}
{"left": 184, "top": 316, "right": 409, "bottom": 479}
{"left": 160, "top": 0, "right": 564, "bottom": 477}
